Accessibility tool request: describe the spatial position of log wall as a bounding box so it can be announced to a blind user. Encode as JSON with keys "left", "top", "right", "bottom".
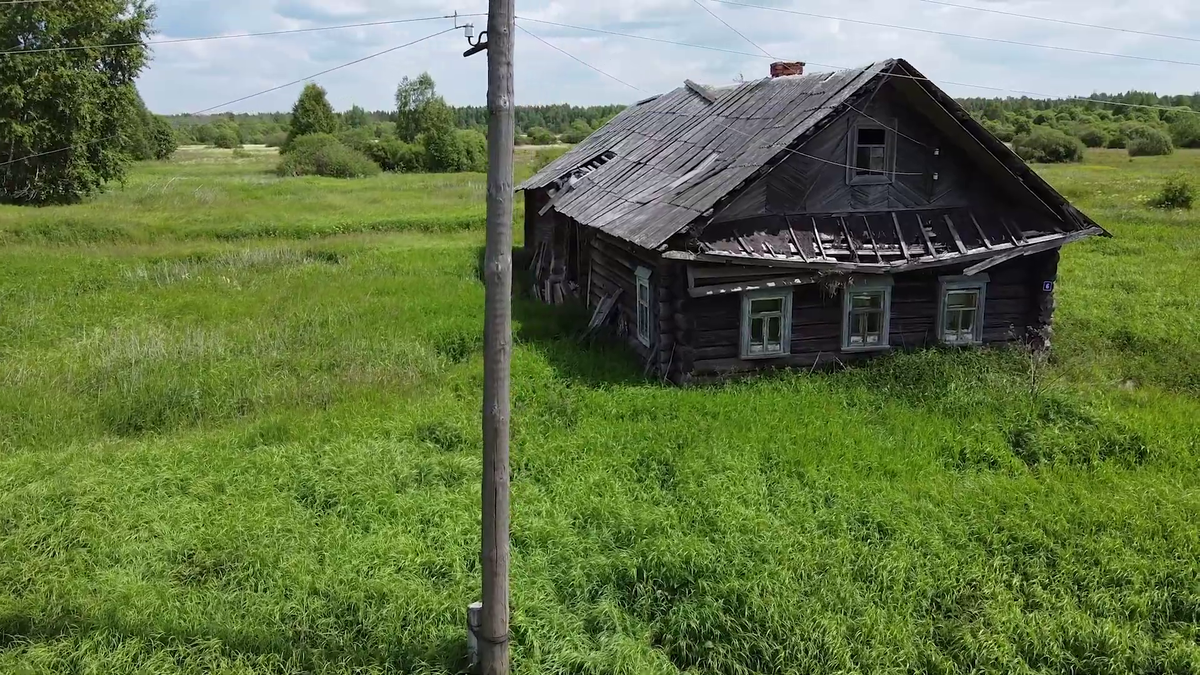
{"left": 679, "top": 253, "right": 1056, "bottom": 381}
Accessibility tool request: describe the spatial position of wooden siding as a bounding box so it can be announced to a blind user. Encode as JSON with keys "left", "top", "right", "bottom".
{"left": 677, "top": 252, "right": 1057, "bottom": 381}
{"left": 712, "top": 83, "right": 1049, "bottom": 224}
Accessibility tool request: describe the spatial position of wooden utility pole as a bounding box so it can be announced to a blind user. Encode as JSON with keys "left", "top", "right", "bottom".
{"left": 478, "top": 0, "right": 515, "bottom": 672}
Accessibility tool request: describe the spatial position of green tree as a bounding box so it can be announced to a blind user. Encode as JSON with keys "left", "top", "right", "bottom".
{"left": 344, "top": 105, "right": 370, "bottom": 129}
{"left": 1169, "top": 115, "right": 1200, "bottom": 148}
{"left": 285, "top": 83, "right": 339, "bottom": 150}
{"left": 150, "top": 116, "right": 178, "bottom": 160}
{"left": 1, "top": 0, "right": 155, "bottom": 204}
{"left": 561, "top": 119, "right": 594, "bottom": 144}
{"left": 421, "top": 98, "right": 462, "bottom": 172}
{"left": 396, "top": 72, "right": 438, "bottom": 143}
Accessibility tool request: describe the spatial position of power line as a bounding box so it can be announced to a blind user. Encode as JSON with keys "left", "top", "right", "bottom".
{"left": 690, "top": 0, "right": 775, "bottom": 59}
{"left": 0, "top": 27, "right": 457, "bottom": 167}
{"left": 0, "top": 13, "right": 484, "bottom": 56}
{"left": 916, "top": 0, "right": 1200, "bottom": 45}
{"left": 517, "top": 17, "right": 1200, "bottom": 116}
{"left": 711, "top": 0, "right": 1200, "bottom": 69}
{"left": 516, "top": 23, "right": 645, "bottom": 92}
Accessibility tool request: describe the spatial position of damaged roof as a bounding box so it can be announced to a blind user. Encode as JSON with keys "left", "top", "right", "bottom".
{"left": 518, "top": 58, "right": 1105, "bottom": 256}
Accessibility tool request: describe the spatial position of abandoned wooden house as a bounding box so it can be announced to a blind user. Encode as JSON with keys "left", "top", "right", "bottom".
{"left": 517, "top": 58, "right": 1107, "bottom": 384}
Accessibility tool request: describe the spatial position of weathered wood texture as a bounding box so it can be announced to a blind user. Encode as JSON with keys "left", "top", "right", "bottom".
{"left": 584, "top": 232, "right": 666, "bottom": 365}
{"left": 1026, "top": 249, "right": 1060, "bottom": 351}
{"left": 678, "top": 254, "right": 1049, "bottom": 378}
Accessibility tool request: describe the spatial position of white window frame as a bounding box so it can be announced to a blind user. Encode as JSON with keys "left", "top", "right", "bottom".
{"left": 635, "top": 266, "right": 653, "bottom": 347}
{"left": 740, "top": 289, "right": 793, "bottom": 360}
{"left": 842, "top": 276, "right": 894, "bottom": 352}
{"left": 846, "top": 120, "right": 896, "bottom": 186}
{"left": 938, "top": 274, "right": 989, "bottom": 346}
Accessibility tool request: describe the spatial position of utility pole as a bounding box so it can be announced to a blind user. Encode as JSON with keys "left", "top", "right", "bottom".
{"left": 470, "top": 0, "right": 515, "bottom": 672}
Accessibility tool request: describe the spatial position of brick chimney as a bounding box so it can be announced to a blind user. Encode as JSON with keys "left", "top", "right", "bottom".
{"left": 770, "top": 61, "right": 806, "bottom": 78}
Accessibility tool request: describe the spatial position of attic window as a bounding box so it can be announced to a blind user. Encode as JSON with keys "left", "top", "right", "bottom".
{"left": 847, "top": 122, "right": 894, "bottom": 185}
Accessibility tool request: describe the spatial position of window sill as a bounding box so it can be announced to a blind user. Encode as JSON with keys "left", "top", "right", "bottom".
{"left": 941, "top": 340, "right": 983, "bottom": 348}
{"left": 740, "top": 351, "right": 791, "bottom": 361}
{"left": 848, "top": 176, "right": 893, "bottom": 186}
{"left": 842, "top": 344, "right": 893, "bottom": 354}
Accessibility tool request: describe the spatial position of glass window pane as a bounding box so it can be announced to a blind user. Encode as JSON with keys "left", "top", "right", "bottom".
{"left": 947, "top": 290, "right": 978, "bottom": 310}
{"left": 852, "top": 292, "right": 883, "bottom": 309}
{"left": 768, "top": 316, "right": 782, "bottom": 344}
{"left": 858, "top": 128, "right": 886, "bottom": 145}
{"left": 751, "top": 317, "right": 764, "bottom": 345}
{"left": 855, "top": 146, "right": 873, "bottom": 173}
{"left": 866, "top": 311, "right": 882, "bottom": 336}
{"left": 869, "top": 146, "right": 886, "bottom": 171}
{"left": 959, "top": 308, "right": 977, "bottom": 333}
{"left": 751, "top": 298, "right": 783, "bottom": 314}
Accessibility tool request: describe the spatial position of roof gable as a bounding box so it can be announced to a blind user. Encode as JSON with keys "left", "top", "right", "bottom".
{"left": 519, "top": 58, "right": 1105, "bottom": 252}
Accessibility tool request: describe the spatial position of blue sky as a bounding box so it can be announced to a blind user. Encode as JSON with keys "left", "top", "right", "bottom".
{"left": 137, "top": 0, "right": 1199, "bottom": 114}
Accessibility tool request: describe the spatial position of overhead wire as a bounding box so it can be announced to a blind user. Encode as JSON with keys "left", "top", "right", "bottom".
{"left": 915, "top": 0, "right": 1200, "bottom": 45}
{"left": 689, "top": 0, "right": 776, "bottom": 59}
{"left": 708, "top": 0, "right": 1200, "bottom": 69}
{"left": 0, "top": 26, "right": 458, "bottom": 167}
{"left": 516, "top": 23, "right": 645, "bottom": 92}
{"left": 517, "top": 25, "right": 927, "bottom": 177}
{"left": 513, "top": 16, "right": 1200, "bottom": 116}
{"left": 0, "top": 13, "right": 486, "bottom": 56}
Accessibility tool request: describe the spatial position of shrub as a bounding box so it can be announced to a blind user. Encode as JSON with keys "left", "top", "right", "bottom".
{"left": 1012, "top": 127, "right": 1085, "bottom": 163}
{"left": 150, "top": 116, "right": 178, "bottom": 160}
{"left": 1127, "top": 128, "right": 1174, "bottom": 157}
{"left": 1148, "top": 173, "right": 1194, "bottom": 210}
{"left": 527, "top": 127, "right": 558, "bottom": 145}
{"left": 456, "top": 129, "right": 487, "bottom": 172}
{"left": 367, "top": 138, "right": 423, "bottom": 172}
{"left": 1074, "top": 125, "right": 1108, "bottom": 148}
{"left": 1168, "top": 115, "right": 1200, "bottom": 149}
{"left": 276, "top": 134, "right": 381, "bottom": 179}
{"left": 211, "top": 127, "right": 242, "bottom": 149}
{"left": 263, "top": 132, "right": 288, "bottom": 149}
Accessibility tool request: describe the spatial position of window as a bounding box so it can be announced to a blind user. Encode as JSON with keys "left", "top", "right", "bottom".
{"left": 741, "top": 290, "right": 792, "bottom": 359}
{"left": 635, "top": 267, "right": 652, "bottom": 347}
{"left": 842, "top": 277, "right": 893, "bottom": 351}
{"left": 939, "top": 275, "right": 988, "bottom": 345}
{"left": 848, "top": 123, "right": 894, "bottom": 185}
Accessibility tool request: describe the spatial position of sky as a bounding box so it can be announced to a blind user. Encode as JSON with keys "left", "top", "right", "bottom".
{"left": 136, "top": 0, "right": 1199, "bottom": 115}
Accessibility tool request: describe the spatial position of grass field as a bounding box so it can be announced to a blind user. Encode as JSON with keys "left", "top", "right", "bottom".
{"left": 0, "top": 147, "right": 1197, "bottom": 674}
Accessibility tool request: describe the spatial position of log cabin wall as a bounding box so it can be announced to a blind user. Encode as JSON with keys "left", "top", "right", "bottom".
{"left": 678, "top": 251, "right": 1059, "bottom": 382}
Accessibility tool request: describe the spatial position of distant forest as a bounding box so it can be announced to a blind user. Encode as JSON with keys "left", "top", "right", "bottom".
{"left": 167, "top": 104, "right": 626, "bottom": 147}
{"left": 165, "top": 89, "right": 1199, "bottom": 159}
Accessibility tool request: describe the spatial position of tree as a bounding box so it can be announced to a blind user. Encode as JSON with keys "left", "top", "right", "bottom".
{"left": 1, "top": 0, "right": 155, "bottom": 204}
{"left": 561, "top": 119, "right": 593, "bottom": 144}
{"left": 285, "top": 83, "right": 339, "bottom": 150}
{"left": 150, "top": 116, "right": 178, "bottom": 160}
{"left": 1169, "top": 115, "right": 1200, "bottom": 148}
{"left": 344, "top": 105, "right": 370, "bottom": 129}
{"left": 395, "top": 72, "right": 438, "bottom": 143}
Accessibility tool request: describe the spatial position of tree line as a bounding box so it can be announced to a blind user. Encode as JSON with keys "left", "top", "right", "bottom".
{"left": 960, "top": 92, "right": 1199, "bottom": 163}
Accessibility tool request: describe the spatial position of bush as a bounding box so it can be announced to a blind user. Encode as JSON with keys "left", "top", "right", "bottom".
{"left": 211, "top": 127, "right": 242, "bottom": 149}
{"left": 276, "top": 134, "right": 381, "bottom": 179}
{"left": 1148, "top": 173, "right": 1194, "bottom": 210}
{"left": 456, "top": 129, "right": 487, "bottom": 172}
{"left": 1127, "top": 128, "right": 1174, "bottom": 157}
{"left": 1168, "top": 115, "right": 1200, "bottom": 149}
{"left": 366, "top": 138, "right": 423, "bottom": 172}
{"left": 1012, "top": 127, "right": 1085, "bottom": 164}
{"left": 527, "top": 127, "right": 558, "bottom": 145}
{"left": 1074, "top": 125, "right": 1108, "bottom": 148}
{"left": 263, "top": 132, "right": 288, "bottom": 149}
{"left": 150, "top": 116, "right": 178, "bottom": 160}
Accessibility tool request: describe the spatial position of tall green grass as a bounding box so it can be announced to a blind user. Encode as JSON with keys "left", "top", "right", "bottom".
{"left": 0, "top": 149, "right": 1197, "bottom": 674}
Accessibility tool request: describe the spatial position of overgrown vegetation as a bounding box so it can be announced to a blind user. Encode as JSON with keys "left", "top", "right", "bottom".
{"left": 276, "top": 133, "right": 381, "bottom": 179}
{"left": 1127, "top": 127, "right": 1175, "bottom": 157}
{"left": 0, "top": 148, "right": 1196, "bottom": 673}
{"left": 1012, "top": 127, "right": 1085, "bottom": 163}
{"left": 1149, "top": 172, "right": 1194, "bottom": 209}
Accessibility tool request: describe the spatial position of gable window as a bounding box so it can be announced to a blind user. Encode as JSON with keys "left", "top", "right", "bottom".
{"left": 635, "top": 266, "right": 653, "bottom": 347}
{"left": 847, "top": 122, "right": 894, "bottom": 185}
{"left": 741, "top": 290, "right": 792, "bottom": 359}
{"left": 939, "top": 275, "right": 988, "bottom": 345}
{"left": 842, "top": 277, "right": 893, "bottom": 351}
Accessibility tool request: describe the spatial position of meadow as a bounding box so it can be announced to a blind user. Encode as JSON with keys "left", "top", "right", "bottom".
{"left": 0, "top": 147, "right": 1196, "bottom": 674}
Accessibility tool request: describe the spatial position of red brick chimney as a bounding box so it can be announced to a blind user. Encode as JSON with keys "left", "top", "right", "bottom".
{"left": 770, "top": 61, "right": 806, "bottom": 78}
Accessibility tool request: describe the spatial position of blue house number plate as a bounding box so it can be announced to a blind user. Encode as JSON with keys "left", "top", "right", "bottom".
{"left": 1043, "top": 281, "right": 1055, "bottom": 292}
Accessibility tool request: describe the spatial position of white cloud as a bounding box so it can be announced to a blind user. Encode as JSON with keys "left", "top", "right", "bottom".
{"left": 138, "top": 0, "right": 1200, "bottom": 114}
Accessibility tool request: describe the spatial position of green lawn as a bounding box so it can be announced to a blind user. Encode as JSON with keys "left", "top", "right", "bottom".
{"left": 0, "top": 148, "right": 1197, "bottom": 674}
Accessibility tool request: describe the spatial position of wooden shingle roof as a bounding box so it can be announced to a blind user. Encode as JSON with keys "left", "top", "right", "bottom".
{"left": 518, "top": 61, "right": 892, "bottom": 249}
